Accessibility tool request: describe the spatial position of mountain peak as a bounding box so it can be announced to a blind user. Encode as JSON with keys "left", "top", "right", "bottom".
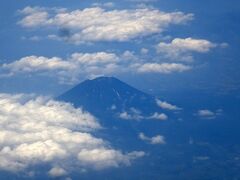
{"left": 83, "top": 76, "right": 124, "bottom": 86}
{"left": 58, "top": 76, "right": 159, "bottom": 119}
{"left": 90, "top": 76, "right": 118, "bottom": 81}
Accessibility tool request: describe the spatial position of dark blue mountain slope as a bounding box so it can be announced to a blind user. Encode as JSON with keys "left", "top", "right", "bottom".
{"left": 57, "top": 76, "right": 184, "bottom": 145}
{"left": 58, "top": 76, "right": 160, "bottom": 117}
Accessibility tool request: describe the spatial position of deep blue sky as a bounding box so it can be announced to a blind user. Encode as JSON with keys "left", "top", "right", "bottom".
{"left": 0, "top": 0, "right": 240, "bottom": 97}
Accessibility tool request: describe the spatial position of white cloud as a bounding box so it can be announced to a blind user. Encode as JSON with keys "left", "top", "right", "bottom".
{"left": 1, "top": 52, "right": 121, "bottom": 84}
{"left": 139, "top": 133, "right": 165, "bottom": 144}
{"left": 156, "top": 99, "right": 182, "bottom": 111}
{"left": 70, "top": 52, "right": 119, "bottom": 65}
{"left": 148, "top": 112, "right": 168, "bottom": 120}
{"left": 77, "top": 148, "right": 130, "bottom": 169}
{"left": 140, "top": 48, "right": 149, "bottom": 55}
{"left": 18, "top": 6, "right": 193, "bottom": 43}
{"left": 198, "top": 109, "right": 215, "bottom": 117}
{"left": 92, "top": 2, "right": 115, "bottom": 8}
{"left": 48, "top": 167, "right": 67, "bottom": 177}
{"left": 0, "top": 94, "right": 144, "bottom": 176}
{"left": 156, "top": 38, "right": 217, "bottom": 62}
{"left": 137, "top": 63, "right": 191, "bottom": 73}
{"left": 119, "top": 112, "right": 133, "bottom": 120}
{"left": 18, "top": 7, "right": 49, "bottom": 27}
{"left": 119, "top": 110, "right": 169, "bottom": 121}
{"left": 196, "top": 109, "right": 222, "bottom": 119}
{"left": 2, "top": 56, "right": 74, "bottom": 73}
{"left": 1, "top": 51, "right": 191, "bottom": 84}
{"left": 119, "top": 108, "right": 144, "bottom": 120}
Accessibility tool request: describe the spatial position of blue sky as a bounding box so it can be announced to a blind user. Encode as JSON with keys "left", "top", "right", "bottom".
{"left": 0, "top": 0, "right": 240, "bottom": 96}
{"left": 0, "top": 1, "right": 240, "bottom": 179}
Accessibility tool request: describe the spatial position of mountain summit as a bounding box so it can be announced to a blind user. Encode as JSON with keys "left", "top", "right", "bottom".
{"left": 58, "top": 76, "right": 162, "bottom": 120}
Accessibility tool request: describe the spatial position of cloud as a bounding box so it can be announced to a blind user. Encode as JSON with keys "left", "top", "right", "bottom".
{"left": 196, "top": 109, "right": 223, "bottom": 119}
{"left": 156, "top": 38, "right": 217, "bottom": 62}
{"left": 119, "top": 108, "right": 144, "bottom": 120}
{"left": 139, "top": 133, "right": 165, "bottom": 144}
{"left": 18, "top": 6, "right": 49, "bottom": 27}
{"left": 137, "top": 63, "right": 191, "bottom": 73}
{"left": 2, "top": 56, "right": 74, "bottom": 73}
{"left": 77, "top": 148, "right": 130, "bottom": 169}
{"left": 0, "top": 94, "right": 144, "bottom": 176}
{"left": 70, "top": 52, "right": 119, "bottom": 65}
{"left": 198, "top": 109, "right": 215, "bottom": 117}
{"left": 92, "top": 2, "right": 115, "bottom": 8}
{"left": 0, "top": 52, "right": 121, "bottom": 84}
{"left": 119, "top": 109, "right": 169, "bottom": 121}
{"left": 1, "top": 51, "right": 192, "bottom": 84}
{"left": 48, "top": 167, "right": 67, "bottom": 177}
{"left": 18, "top": 6, "right": 193, "bottom": 43}
{"left": 140, "top": 48, "right": 149, "bottom": 55}
{"left": 148, "top": 112, "right": 168, "bottom": 120}
{"left": 119, "top": 107, "right": 169, "bottom": 121}
{"left": 156, "top": 99, "right": 182, "bottom": 111}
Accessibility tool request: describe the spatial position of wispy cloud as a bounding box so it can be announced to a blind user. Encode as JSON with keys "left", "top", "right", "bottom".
{"left": 91, "top": 2, "right": 115, "bottom": 8}
{"left": 139, "top": 133, "right": 166, "bottom": 144}
{"left": 156, "top": 99, "right": 182, "bottom": 111}
{"left": 196, "top": 109, "right": 223, "bottom": 119}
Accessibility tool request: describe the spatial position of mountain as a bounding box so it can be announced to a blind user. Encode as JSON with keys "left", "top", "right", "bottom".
{"left": 57, "top": 76, "right": 178, "bottom": 146}
{"left": 56, "top": 77, "right": 240, "bottom": 180}
{"left": 58, "top": 76, "right": 162, "bottom": 121}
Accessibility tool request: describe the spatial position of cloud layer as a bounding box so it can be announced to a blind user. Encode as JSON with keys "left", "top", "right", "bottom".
{"left": 18, "top": 6, "right": 193, "bottom": 43}
{"left": 1, "top": 52, "right": 192, "bottom": 84}
{"left": 0, "top": 94, "right": 144, "bottom": 177}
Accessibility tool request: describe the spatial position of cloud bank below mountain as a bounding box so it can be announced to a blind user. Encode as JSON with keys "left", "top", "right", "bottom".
{"left": 0, "top": 94, "right": 144, "bottom": 177}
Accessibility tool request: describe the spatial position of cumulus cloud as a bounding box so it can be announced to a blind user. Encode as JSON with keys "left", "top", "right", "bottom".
{"left": 18, "top": 6, "right": 193, "bottom": 43}
{"left": 156, "top": 38, "right": 217, "bottom": 62}
{"left": 1, "top": 51, "right": 192, "bottom": 84}
{"left": 18, "top": 6, "right": 49, "bottom": 27}
{"left": 156, "top": 99, "right": 182, "bottom": 111}
{"left": 2, "top": 56, "right": 74, "bottom": 73}
{"left": 137, "top": 63, "right": 191, "bottom": 73}
{"left": 70, "top": 52, "right": 119, "bottom": 65}
{"left": 139, "top": 133, "right": 165, "bottom": 144}
{"left": 0, "top": 94, "right": 144, "bottom": 176}
{"left": 148, "top": 112, "right": 168, "bottom": 120}
{"left": 77, "top": 148, "right": 131, "bottom": 169}
{"left": 196, "top": 109, "right": 223, "bottom": 119}
{"left": 1, "top": 52, "right": 122, "bottom": 84}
